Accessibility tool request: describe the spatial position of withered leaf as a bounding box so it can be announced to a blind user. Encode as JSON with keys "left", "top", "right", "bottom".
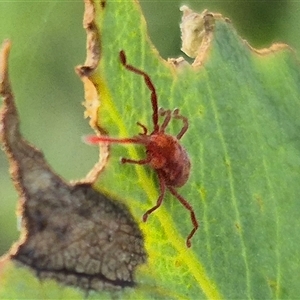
{"left": 0, "top": 40, "right": 146, "bottom": 292}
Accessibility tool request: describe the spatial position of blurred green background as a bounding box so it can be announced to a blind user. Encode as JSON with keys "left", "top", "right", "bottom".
{"left": 0, "top": 0, "right": 298, "bottom": 256}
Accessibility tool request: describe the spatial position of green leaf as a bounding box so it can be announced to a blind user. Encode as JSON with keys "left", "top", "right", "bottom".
{"left": 0, "top": 259, "right": 87, "bottom": 299}
{"left": 83, "top": 1, "right": 300, "bottom": 299}
{"left": 1, "top": 0, "right": 300, "bottom": 298}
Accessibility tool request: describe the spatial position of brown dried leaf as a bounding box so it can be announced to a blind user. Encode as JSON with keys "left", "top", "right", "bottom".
{"left": 0, "top": 40, "right": 146, "bottom": 292}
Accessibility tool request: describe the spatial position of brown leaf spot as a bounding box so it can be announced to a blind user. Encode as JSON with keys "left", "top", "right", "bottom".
{"left": 180, "top": 6, "right": 215, "bottom": 59}
{"left": 179, "top": 6, "right": 229, "bottom": 68}
{"left": 179, "top": 6, "right": 291, "bottom": 68}
{"left": 11, "top": 183, "right": 146, "bottom": 291}
{"left": 76, "top": 0, "right": 101, "bottom": 129}
{"left": 74, "top": 0, "right": 110, "bottom": 183}
{"left": 100, "top": 0, "right": 106, "bottom": 9}
{"left": 0, "top": 40, "right": 146, "bottom": 292}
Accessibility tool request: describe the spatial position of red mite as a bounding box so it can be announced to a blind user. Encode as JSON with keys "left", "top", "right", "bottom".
{"left": 86, "top": 50, "right": 199, "bottom": 247}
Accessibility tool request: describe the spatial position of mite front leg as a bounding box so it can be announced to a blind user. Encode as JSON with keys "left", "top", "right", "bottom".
{"left": 136, "top": 122, "right": 148, "bottom": 135}
{"left": 172, "top": 109, "right": 189, "bottom": 140}
{"left": 159, "top": 108, "right": 172, "bottom": 133}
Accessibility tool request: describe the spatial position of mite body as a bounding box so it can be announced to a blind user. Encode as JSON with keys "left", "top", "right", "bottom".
{"left": 146, "top": 133, "right": 190, "bottom": 187}
{"left": 86, "top": 51, "right": 198, "bottom": 247}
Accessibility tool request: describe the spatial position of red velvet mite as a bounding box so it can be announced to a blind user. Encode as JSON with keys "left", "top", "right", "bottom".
{"left": 85, "top": 50, "right": 199, "bottom": 247}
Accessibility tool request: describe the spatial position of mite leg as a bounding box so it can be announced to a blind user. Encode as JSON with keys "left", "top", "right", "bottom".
{"left": 172, "top": 109, "right": 189, "bottom": 140}
{"left": 84, "top": 135, "right": 143, "bottom": 145}
{"left": 119, "top": 50, "right": 159, "bottom": 133}
{"left": 159, "top": 108, "right": 172, "bottom": 133}
{"left": 168, "top": 186, "right": 198, "bottom": 248}
{"left": 137, "top": 122, "right": 148, "bottom": 135}
{"left": 143, "top": 172, "right": 166, "bottom": 222}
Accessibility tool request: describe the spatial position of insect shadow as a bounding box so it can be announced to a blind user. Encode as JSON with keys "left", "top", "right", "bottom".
{"left": 85, "top": 50, "right": 198, "bottom": 247}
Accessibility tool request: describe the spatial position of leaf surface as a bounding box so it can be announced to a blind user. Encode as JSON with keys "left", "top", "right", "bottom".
{"left": 1, "top": 0, "right": 300, "bottom": 299}
{"left": 83, "top": 1, "right": 300, "bottom": 299}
